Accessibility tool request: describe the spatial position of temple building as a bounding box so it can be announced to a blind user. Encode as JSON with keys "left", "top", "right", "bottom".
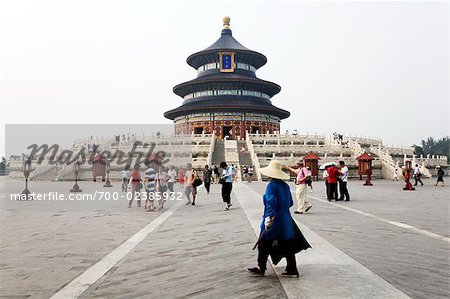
{"left": 164, "top": 17, "right": 290, "bottom": 140}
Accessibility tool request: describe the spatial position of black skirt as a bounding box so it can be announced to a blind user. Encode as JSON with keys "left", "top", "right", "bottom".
{"left": 269, "top": 219, "right": 311, "bottom": 265}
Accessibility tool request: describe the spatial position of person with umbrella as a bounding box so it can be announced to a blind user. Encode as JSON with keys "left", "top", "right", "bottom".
{"left": 247, "top": 160, "right": 311, "bottom": 277}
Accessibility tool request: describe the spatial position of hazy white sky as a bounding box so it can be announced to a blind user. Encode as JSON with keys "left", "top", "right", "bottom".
{"left": 0, "top": 0, "right": 449, "bottom": 157}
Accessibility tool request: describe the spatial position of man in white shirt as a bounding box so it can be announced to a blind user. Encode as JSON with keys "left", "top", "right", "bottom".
{"left": 167, "top": 165, "right": 177, "bottom": 193}
{"left": 120, "top": 167, "right": 131, "bottom": 192}
{"left": 338, "top": 161, "right": 350, "bottom": 201}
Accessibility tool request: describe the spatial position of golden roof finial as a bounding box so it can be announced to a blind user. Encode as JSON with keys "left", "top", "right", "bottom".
{"left": 223, "top": 16, "right": 230, "bottom": 29}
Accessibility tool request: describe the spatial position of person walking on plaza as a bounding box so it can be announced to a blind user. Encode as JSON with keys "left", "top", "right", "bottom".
{"left": 323, "top": 167, "right": 329, "bottom": 198}
{"left": 232, "top": 164, "right": 238, "bottom": 182}
{"left": 393, "top": 168, "right": 399, "bottom": 181}
{"left": 210, "top": 163, "right": 216, "bottom": 184}
{"left": 414, "top": 164, "right": 423, "bottom": 186}
{"left": 247, "top": 160, "right": 311, "bottom": 277}
{"left": 128, "top": 164, "right": 142, "bottom": 208}
{"left": 220, "top": 161, "right": 235, "bottom": 211}
{"left": 338, "top": 161, "right": 350, "bottom": 201}
{"left": 213, "top": 164, "right": 219, "bottom": 183}
{"left": 327, "top": 164, "right": 340, "bottom": 201}
{"left": 285, "top": 161, "right": 312, "bottom": 214}
{"left": 203, "top": 165, "right": 213, "bottom": 194}
{"left": 306, "top": 166, "right": 313, "bottom": 192}
{"left": 184, "top": 163, "right": 197, "bottom": 205}
{"left": 156, "top": 166, "right": 169, "bottom": 210}
{"left": 436, "top": 166, "right": 445, "bottom": 186}
{"left": 144, "top": 162, "right": 157, "bottom": 211}
{"left": 243, "top": 165, "right": 249, "bottom": 182}
{"left": 167, "top": 165, "right": 176, "bottom": 193}
{"left": 121, "top": 166, "right": 130, "bottom": 192}
{"left": 248, "top": 165, "right": 254, "bottom": 183}
{"left": 178, "top": 167, "right": 184, "bottom": 188}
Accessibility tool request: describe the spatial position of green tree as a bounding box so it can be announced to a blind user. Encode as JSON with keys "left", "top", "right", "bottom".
{"left": 413, "top": 136, "right": 450, "bottom": 162}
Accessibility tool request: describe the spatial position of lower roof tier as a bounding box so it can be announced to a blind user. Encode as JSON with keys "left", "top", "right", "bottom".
{"left": 164, "top": 97, "right": 290, "bottom": 120}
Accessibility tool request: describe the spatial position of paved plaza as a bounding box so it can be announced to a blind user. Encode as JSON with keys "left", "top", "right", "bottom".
{"left": 0, "top": 177, "right": 449, "bottom": 298}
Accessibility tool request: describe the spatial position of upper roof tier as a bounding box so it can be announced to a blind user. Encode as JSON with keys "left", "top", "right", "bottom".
{"left": 186, "top": 18, "right": 267, "bottom": 69}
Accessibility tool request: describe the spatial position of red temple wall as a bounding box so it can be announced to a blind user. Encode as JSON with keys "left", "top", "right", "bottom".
{"left": 175, "top": 120, "right": 279, "bottom": 139}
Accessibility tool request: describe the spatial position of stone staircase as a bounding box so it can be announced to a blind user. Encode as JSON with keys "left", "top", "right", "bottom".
{"left": 223, "top": 140, "right": 241, "bottom": 181}
{"left": 211, "top": 140, "right": 225, "bottom": 166}
{"left": 370, "top": 146, "right": 400, "bottom": 180}
{"left": 237, "top": 141, "right": 252, "bottom": 165}
{"left": 237, "top": 140, "right": 257, "bottom": 181}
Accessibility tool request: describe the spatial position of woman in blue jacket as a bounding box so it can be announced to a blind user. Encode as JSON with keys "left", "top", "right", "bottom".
{"left": 247, "top": 160, "right": 311, "bottom": 277}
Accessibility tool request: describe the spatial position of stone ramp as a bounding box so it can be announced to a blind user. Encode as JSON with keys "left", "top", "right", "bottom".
{"left": 233, "top": 182, "right": 410, "bottom": 299}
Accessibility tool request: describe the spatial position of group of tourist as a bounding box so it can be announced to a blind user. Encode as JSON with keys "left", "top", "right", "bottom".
{"left": 121, "top": 160, "right": 238, "bottom": 212}
{"left": 182, "top": 161, "right": 236, "bottom": 211}
{"left": 332, "top": 132, "right": 344, "bottom": 142}
{"left": 256, "top": 159, "right": 349, "bottom": 216}
{"left": 121, "top": 162, "right": 177, "bottom": 211}
{"left": 322, "top": 161, "right": 350, "bottom": 201}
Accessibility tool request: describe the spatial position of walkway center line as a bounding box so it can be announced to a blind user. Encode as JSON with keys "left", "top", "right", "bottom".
{"left": 308, "top": 194, "right": 450, "bottom": 244}
{"left": 50, "top": 200, "right": 184, "bottom": 299}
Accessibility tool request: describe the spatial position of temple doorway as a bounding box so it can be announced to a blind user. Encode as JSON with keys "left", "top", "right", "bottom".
{"left": 223, "top": 126, "right": 233, "bottom": 140}
{"left": 194, "top": 127, "right": 203, "bottom": 134}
